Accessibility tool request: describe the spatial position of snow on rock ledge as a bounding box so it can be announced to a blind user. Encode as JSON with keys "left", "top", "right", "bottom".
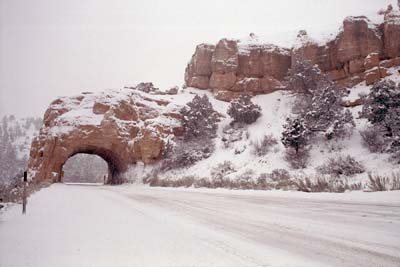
{"left": 185, "top": 6, "right": 400, "bottom": 100}
{"left": 28, "top": 84, "right": 183, "bottom": 184}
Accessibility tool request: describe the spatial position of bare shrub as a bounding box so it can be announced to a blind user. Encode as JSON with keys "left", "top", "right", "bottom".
{"left": 210, "top": 161, "right": 236, "bottom": 188}
{"left": 221, "top": 125, "right": 245, "bottom": 148}
{"left": 235, "top": 169, "right": 256, "bottom": 189}
{"left": 227, "top": 94, "right": 262, "bottom": 125}
{"left": 294, "top": 176, "right": 362, "bottom": 193}
{"left": 367, "top": 173, "right": 400, "bottom": 191}
{"left": 161, "top": 138, "right": 214, "bottom": 171}
{"left": 255, "top": 173, "right": 270, "bottom": 190}
{"left": 251, "top": 135, "right": 278, "bottom": 156}
{"left": 317, "top": 155, "right": 365, "bottom": 177}
{"left": 269, "top": 169, "right": 296, "bottom": 190}
{"left": 144, "top": 173, "right": 195, "bottom": 188}
{"left": 359, "top": 127, "right": 386, "bottom": 153}
{"left": 284, "top": 147, "right": 310, "bottom": 169}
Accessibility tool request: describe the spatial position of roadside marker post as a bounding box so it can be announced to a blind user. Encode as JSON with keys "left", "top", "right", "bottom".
{"left": 22, "top": 171, "right": 28, "bottom": 214}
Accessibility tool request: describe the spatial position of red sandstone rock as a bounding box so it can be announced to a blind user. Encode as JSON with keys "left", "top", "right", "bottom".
{"left": 380, "top": 57, "right": 400, "bottom": 68}
{"left": 211, "top": 39, "right": 238, "bottom": 74}
{"left": 185, "top": 44, "right": 215, "bottom": 88}
{"left": 209, "top": 72, "right": 236, "bottom": 90}
{"left": 213, "top": 90, "right": 243, "bottom": 102}
{"left": 384, "top": 10, "right": 400, "bottom": 58}
{"left": 185, "top": 10, "right": 400, "bottom": 96}
{"left": 365, "top": 67, "right": 382, "bottom": 85}
{"left": 187, "top": 76, "right": 210, "bottom": 89}
{"left": 336, "top": 16, "right": 383, "bottom": 63}
{"left": 28, "top": 88, "right": 182, "bottom": 184}
{"left": 364, "top": 53, "right": 380, "bottom": 70}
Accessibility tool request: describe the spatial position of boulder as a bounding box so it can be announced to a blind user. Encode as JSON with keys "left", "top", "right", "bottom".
{"left": 364, "top": 53, "right": 380, "bottom": 70}
{"left": 365, "top": 67, "right": 383, "bottom": 85}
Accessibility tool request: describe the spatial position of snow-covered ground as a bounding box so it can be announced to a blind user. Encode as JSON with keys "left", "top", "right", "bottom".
{"left": 1, "top": 184, "right": 399, "bottom": 267}
{"left": 130, "top": 66, "right": 400, "bottom": 185}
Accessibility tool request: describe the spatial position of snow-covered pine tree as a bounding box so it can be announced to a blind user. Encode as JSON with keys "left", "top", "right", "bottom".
{"left": 180, "top": 94, "right": 219, "bottom": 140}
{"left": 361, "top": 80, "right": 400, "bottom": 127}
{"left": 288, "top": 59, "right": 355, "bottom": 140}
{"left": 281, "top": 117, "right": 309, "bottom": 153}
{"left": 361, "top": 80, "right": 400, "bottom": 160}
{"left": 227, "top": 94, "right": 261, "bottom": 125}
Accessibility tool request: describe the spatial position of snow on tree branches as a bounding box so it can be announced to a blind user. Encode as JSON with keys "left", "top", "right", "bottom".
{"left": 227, "top": 94, "right": 261, "bottom": 125}
{"left": 361, "top": 80, "right": 400, "bottom": 161}
{"left": 180, "top": 94, "right": 219, "bottom": 140}
{"left": 281, "top": 117, "right": 309, "bottom": 154}
{"left": 287, "top": 59, "right": 355, "bottom": 140}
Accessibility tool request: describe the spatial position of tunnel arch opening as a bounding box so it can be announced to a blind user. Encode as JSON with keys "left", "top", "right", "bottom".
{"left": 59, "top": 147, "right": 125, "bottom": 185}
{"left": 62, "top": 154, "right": 109, "bottom": 184}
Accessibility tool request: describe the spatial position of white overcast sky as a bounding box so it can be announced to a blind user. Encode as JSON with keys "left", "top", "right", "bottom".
{"left": 0, "top": 0, "right": 397, "bottom": 117}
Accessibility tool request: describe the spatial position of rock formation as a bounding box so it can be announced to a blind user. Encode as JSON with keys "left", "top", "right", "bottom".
{"left": 28, "top": 83, "right": 182, "bottom": 184}
{"left": 185, "top": 7, "right": 400, "bottom": 101}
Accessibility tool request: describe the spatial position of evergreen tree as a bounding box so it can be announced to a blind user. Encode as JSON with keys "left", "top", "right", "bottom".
{"left": 180, "top": 94, "right": 219, "bottom": 140}
{"left": 361, "top": 80, "right": 400, "bottom": 160}
{"left": 227, "top": 94, "right": 262, "bottom": 125}
{"left": 281, "top": 117, "right": 309, "bottom": 153}
{"left": 288, "top": 59, "right": 355, "bottom": 140}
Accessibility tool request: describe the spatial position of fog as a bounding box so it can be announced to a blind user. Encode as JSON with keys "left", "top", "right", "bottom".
{"left": 0, "top": 0, "right": 396, "bottom": 117}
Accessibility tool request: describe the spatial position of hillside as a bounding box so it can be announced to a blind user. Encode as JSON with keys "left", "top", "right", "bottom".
{"left": 125, "top": 65, "right": 400, "bottom": 190}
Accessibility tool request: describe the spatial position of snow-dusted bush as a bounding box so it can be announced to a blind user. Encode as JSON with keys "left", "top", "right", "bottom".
{"left": 181, "top": 94, "right": 219, "bottom": 140}
{"left": 227, "top": 94, "right": 261, "bottom": 125}
{"left": 221, "top": 125, "right": 245, "bottom": 148}
{"left": 287, "top": 59, "right": 355, "bottom": 140}
{"left": 359, "top": 127, "right": 386, "bottom": 153}
{"left": 317, "top": 155, "right": 365, "bottom": 177}
{"left": 367, "top": 172, "right": 400, "bottom": 191}
{"left": 270, "top": 168, "right": 291, "bottom": 181}
{"left": 269, "top": 169, "right": 296, "bottom": 190}
{"left": 360, "top": 80, "right": 400, "bottom": 160}
{"left": 255, "top": 173, "right": 270, "bottom": 190}
{"left": 284, "top": 147, "right": 310, "bottom": 169}
{"left": 234, "top": 169, "right": 256, "bottom": 189}
{"left": 294, "top": 176, "right": 362, "bottom": 193}
{"left": 210, "top": 161, "right": 236, "bottom": 187}
{"left": 161, "top": 139, "right": 214, "bottom": 171}
{"left": 251, "top": 134, "right": 278, "bottom": 156}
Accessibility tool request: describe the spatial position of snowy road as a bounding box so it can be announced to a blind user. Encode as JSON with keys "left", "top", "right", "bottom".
{"left": 1, "top": 184, "right": 400, "bottom": 267}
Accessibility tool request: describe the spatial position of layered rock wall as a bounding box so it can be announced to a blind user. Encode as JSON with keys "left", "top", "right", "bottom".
{"left": 185, "top": 9, "right": 400, "bottom": 101}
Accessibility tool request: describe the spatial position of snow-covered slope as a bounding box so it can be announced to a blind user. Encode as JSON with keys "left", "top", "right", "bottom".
{"left": 132, "top": 66, "right": 400, "bottom": 186}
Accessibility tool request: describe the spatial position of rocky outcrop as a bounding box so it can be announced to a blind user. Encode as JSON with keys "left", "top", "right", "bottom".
{"left": 28, "top": 86, "right": 182, "bottom": 184}
{"left": 185, "top": 7, "right": 400, "bottom": 100}
{"left": 384, "top": 10, "right": 400, "bottom": 58}
{"left": 293, "top": 16, "right": 385, "bottom": 88}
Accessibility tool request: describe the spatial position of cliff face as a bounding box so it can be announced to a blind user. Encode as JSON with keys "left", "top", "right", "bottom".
{"left": 185, "top": 9, "right": 400, "bottom": 101}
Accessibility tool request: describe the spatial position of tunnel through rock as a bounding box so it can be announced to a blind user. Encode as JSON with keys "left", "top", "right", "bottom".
{"left": 27, "top": 87, "right": 182, "bottom": 185}
{"left": 60, "top": 148, "right": 125, "bottom": 185}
